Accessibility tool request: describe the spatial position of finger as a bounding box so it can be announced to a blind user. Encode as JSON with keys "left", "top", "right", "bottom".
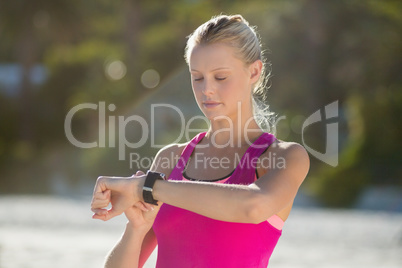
{"left": 100, "top": 190, "right": 111, "bottom": 199}
{"left": 134, "top": 202, "right": 148, "bottom": 211}
{"left": 93, "top": 176, "right": 110, "bottom": 196}
{"left": 91, "top": 208, "right": 108, "bottom": 215}
{"left": 143, "top": 202, "right": 155, "bottom": 211}
{"left": 91, "top": 199, "right": 110, "bottom": 210}
{"left": 92, "top": 207, "right": 120, "bottom": 221}
{"left": 105, "top": 207, "right": 123, "bottom": 221}
{"left": 91, "top": 191, "right": 111, "bottom": 208}
{"left": 91, "top": 188, "right": 111, "bottom": 214}
{"left": 134, "top": 170, "right": 145, "bottom": 176}
{"left": 134, "top": 201, "right": 153, "bottom": 212}
{"left": 92, "top": 212, "right": 108, "bottom": 221}
{"left": 92, "top": 191, "right": 110, "bottom": 206}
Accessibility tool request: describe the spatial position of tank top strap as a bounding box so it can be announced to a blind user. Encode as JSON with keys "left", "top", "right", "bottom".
{"left": 168, "top": 132, "right": 207, "bottom": 181}
{"left": 227, "top": 133, "right": 277, "bottom": 185}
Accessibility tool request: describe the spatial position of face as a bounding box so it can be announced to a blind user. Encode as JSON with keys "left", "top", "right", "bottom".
{"left": 189, "top": 43, "right": 261, "bottom": 122}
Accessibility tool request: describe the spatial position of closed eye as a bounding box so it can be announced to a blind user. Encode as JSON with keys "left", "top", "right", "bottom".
{"left": 194, "top": 77, "right": 204, "bottom": 82}
{"left": 216, "top": 77, "right": 226, "bottom": 81}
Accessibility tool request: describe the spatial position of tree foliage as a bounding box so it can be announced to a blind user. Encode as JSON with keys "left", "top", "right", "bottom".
{"left": 0, "top": 0, "right": 401, "bottom": 207}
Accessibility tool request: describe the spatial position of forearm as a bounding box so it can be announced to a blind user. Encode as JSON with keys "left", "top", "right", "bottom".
{"left": 148, "top": 144, "right": 308, "bottom": 224}
{"left": 105, "top": 224, "right": 149, "bottom": 268}
{"left": 152, "top": 179, "right": 271, "bottom": 223}
{"left": 138, "top": 228, "right": 158, "bottom": 268}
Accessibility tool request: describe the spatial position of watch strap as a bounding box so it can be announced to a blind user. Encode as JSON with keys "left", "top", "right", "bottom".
{"left": 143, "top": 171, "right": 165, "bottom": 205}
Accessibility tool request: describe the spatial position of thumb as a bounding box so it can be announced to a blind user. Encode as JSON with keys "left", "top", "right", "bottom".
{"left": 105, "top": 207, "right": 123, "bottom": 221}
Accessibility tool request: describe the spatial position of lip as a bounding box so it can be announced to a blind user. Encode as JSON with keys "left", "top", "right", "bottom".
{"left": 202, "top": 101, "right": 221, "bottom": 108}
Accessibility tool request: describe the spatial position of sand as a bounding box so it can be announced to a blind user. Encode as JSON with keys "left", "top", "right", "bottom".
{"left": 0, "top": 195, "right": 401, "bottom": 267}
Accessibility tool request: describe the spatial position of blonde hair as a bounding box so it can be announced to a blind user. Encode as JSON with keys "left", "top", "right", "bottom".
{"left": 185, "top": 14, "right": 275, "bottom": 132}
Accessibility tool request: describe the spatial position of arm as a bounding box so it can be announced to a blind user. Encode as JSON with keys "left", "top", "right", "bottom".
{"left": 152, "top": 142, "right": 309, "bottom": 224}
{"left": 100, "top": 172, "right": 158, "bottom": 268}
{"left": 105, "top": 223, "right": 156, "bottom": 268}
{"left": 94, "top": 144, "right": 185, "bottom": 267}
{"left": 92, "top": 142, "right": 309, "bottom": 224}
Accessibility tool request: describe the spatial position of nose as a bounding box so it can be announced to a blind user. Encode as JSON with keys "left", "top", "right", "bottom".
{"left": 201, "top": 80, "right": 215, "bottom": 96}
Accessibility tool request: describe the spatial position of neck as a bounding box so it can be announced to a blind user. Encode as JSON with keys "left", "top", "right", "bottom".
{"left": 206, "top": 116, "right": 263, "bottom": 148}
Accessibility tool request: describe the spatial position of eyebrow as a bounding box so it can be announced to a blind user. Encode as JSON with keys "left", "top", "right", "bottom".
{"left": 190, "top": 67, "right": 231, "bottom": 72}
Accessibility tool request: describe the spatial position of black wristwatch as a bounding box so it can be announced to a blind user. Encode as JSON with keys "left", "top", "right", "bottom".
{"left": 143, "top": 171, "right": 165, "bottom": 205}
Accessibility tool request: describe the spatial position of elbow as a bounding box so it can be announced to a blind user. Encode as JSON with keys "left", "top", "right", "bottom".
{"left": 242, "top": 193, "right": 271, "bottom": 224}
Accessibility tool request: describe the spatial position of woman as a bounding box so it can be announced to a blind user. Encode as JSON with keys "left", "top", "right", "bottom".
{"left": 91, "top": 14, "right": 309, "bottom": 267}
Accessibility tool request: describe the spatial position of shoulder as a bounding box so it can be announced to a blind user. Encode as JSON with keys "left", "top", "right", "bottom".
{"left": 150, "top": 142, "right": 189, "bottom": 176}
{"left": 261, "top": 140, "right": 310, "bottom": 182}
{"left": 270, "top": 140, "right": 309, "bottom": 160}
{"left": 155, "top": 142, "right": 188, "bottom": 158}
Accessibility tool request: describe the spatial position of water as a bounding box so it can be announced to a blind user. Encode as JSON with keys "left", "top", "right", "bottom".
{"left": 0, "top": 195, "right": 401, "bottom": 268}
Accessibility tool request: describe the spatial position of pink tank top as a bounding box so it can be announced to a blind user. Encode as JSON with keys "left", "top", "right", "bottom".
{"left": 153, "top": 132, "right": 282, "bottom": 267}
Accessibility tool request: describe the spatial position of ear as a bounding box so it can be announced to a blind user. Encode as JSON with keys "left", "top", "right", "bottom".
{"left": 249, "top": 60, "right": 263, "bottom": 85}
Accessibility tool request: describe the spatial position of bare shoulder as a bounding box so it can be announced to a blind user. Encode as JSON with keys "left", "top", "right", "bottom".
{"left": 155, "top": 142, "right": 188, "bottom": 158}
{"left": 270, "top": 140, "right": 309, "bottom": 160}
{"left": 150, "top": 142, "right": 190, "bottom": 176}
{"left": 261, "top": 140, "right": 310, "bottom": 183}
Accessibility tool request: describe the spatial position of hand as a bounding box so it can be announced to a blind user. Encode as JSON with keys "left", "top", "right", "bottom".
{"left": 124, "top": 202, "right": 158, "bottom": 229}
{"left": 124, "top": 171, "right": 159, "bottom": 230}
{"left": 91, "top": 173, "right": 145, "bottom": 221}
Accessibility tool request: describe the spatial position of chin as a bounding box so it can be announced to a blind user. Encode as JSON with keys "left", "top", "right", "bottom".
{"left": 205, "top": 113, "right": 229, "bottom": 122}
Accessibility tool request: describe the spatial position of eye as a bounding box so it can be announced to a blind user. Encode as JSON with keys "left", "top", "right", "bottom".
{"left": 194, "top": 77, "right": 204, "bottom": 82}
{"left": 216, "top": 77, "right": 226, "bottom": 81}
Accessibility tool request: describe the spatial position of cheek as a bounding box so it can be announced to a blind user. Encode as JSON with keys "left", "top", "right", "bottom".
{"left": 192, "top": 83, "right": 203, "bottom": 100}
{"left": 223, "top": 79, "right": 247, "bottom": 98}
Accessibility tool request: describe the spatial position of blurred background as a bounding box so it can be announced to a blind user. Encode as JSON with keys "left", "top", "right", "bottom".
{"left": 0, "top": 0, "right": 401, "bottom": 267}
